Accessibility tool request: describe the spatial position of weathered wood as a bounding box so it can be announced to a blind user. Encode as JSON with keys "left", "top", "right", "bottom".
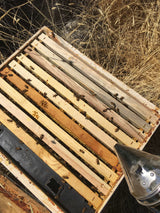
{"left": 0, "top": 109, "right": 103, "bottom": 208}
{"left": 0, "top": 151, "right": 64, "bottom": 213}
{"left": 10, "top": 58, "right": 116, "bottom": 151}
{"left": 13, "top": 55, "right": 140, "bottom": 149}
{"left": 2, "top": 68, "right": 117, "bottom": 170}
{"left": 47, "top": 27, "right": 158, "bottom": 113}
{"left": 0, "top": 175, "right": 50, "bottom": 213}
{"left": 0, "top": 88, "right": 111, "bottom": 195}
{"left": 0, "top": 193, "right": 26, "bottom": 213}
{"left": 1, "top": 67, "right": 119, "bottom": 182}
{"left": 25, "top": 47, "right": 145, "bottom": 143}
{"left": 0, "top": 26, "right": 159, "bottom": 213}
{"left": 0, "top": 27, "right": 47, "bottom": 71}
{"left": 31, "top": 39, "right": 151, "bottom": 132}
{"left": 39, "top": 33, "right": 158, "bottom": 124}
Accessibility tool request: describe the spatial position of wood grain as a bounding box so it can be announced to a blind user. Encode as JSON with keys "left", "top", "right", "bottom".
{"left": 0, "top": 151, "right": 64, "bottom": 213}
{"left": 1, "top": 67, "right": 119, "bottom": 181}
{"left": 13, "top": 55, "right": 140, "bottom": 149}
{"left": 25, "top": 47, "right": 145, "bottom": 143}
{"left": 31, "top": 39, "right": 151, "bottom": 132}
{"left": 2, "top": 67, "right": 121, "bottom": 167}
{"left": 0, "top": 86, "right": 111, "bottom": 195}
{"left": 49, "top": 28, "right": 159, "bottom": 113}
{"left": 0, "top": 110, "right": 102, "bottom": 209}
{"left": 0, "top": 175, "right": 50, "bottom": 213}
{"left": 39, "top": 33, "right": 158, "bottom": 125}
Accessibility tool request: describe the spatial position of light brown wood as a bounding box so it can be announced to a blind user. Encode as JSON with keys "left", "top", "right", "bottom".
{"left": 39, "top": 33, "right": 158, "bottom": 125}
{"left": 0, "top": 87, "right": 111, "bottom": 195}
{"left": 2, "top": 67, "right": 120, "bottom": 169}
{"left": 48, "top": 27, "right": 159, "bottom": 113}
{"left": 0, "top": 175, "right": 50, "bottom": 213}
{"left": 31, "top": 39, "right": 151, "bottom": 132}
{"left": 13, "top": 55, "right": 140, "bottom": 149}
{"left": 25, "top": 47, "right": 145, "bottom": 143}
{"left": 0, "top": 26, "right": 159, "bottom": 213}
{"left": 0, "top": 110, "right": 103, "bottom": 209}
{"left": 0, "top": 193, "right": 26, "bottom": 213}
{"left": 0, "top": 151, "right": 64, "bottom": 213}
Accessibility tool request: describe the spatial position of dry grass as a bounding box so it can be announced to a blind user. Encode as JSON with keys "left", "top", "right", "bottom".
{"left": 0, "top": 0, "right": 160, "bottom": 107}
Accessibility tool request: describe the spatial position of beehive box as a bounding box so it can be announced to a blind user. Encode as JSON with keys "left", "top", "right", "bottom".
{"left": 0, "top": 26, "right": 159, "bottom": 213}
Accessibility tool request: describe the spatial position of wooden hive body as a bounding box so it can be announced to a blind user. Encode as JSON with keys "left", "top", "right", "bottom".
{"left": 0, "top": 26, "right": 159, "bottom": 213}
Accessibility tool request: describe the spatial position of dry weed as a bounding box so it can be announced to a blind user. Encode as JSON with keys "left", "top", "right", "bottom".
{"left": 64, "top": 0, "right": 160, "bottom": 107}
{"left": 0, "top": 0, "right": 160, "bottom": 106}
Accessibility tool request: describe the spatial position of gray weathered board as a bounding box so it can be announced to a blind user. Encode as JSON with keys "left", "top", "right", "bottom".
{"left": 0, "top": 26, "right": 159, "bottom": 213}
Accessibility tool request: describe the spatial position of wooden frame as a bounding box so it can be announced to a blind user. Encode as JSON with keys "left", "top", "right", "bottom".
{"left": 0, "top": 175, "right": 50, "bottom": 213}
{"left": 0, "top": 26, "right": 159, "bottom": 213}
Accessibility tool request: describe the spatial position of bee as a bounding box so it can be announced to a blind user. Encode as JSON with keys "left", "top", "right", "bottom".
{"left": 43, "top": 92, "right": 47, "bottom": 97}
{"left": 40, "top": 100, "right": 48, "bottom": 108}
{"left": 74, "top": 94, "right": 85, "bottom": 101}
{"left": 103, "top": 108, "right": 111, "bottom": 112}
{"left": 53, "top": 94, "right": 58, "bottom": 97}
{"left": 16, "top": 147, "right": 22, "bottom": 151}
{"left": 22, "top": 89, "right": 28, "bottom": 94}
{"left": 3, "top": 75, "right": 7, "bottom": 80}
{"left": 51, "top": 140, "right": 56, "bottom": 144}
{"left": 120, "top": 96, "right": 124, "bottom": 101}
{"left": 40, "top": 134, "right": 44, "bottom": 140}
{"left": 114, "top": 93, "right": 118, "bottom": 98}
{"left": 68, "top": 60, "right": 73, "bottom": 66}
{"left": 26, "top": 79, "right": 32, "bottom": 83}
{"left": 30, "top": 66, "right": 34, "bottom": 70}
{"left": 63, "top": 175, "right": 69, "bottom": 179}
{"left": 110, "top": 117, "right": 113, "bottom": 122}
{"left": 96, "top": 158, "right": 100, "bottom": 165}
{"left": 16, "top": 123, "right": 20, "bottom": 128}
{"left": 79, "top": 149, "right": 85, "bottom": 154}
{"left": 7, "top": 119, "right": 13, "bottom": 122}
{"left": 82, "top": 111, "right": 86, "bottom": 116}
{"left": 111, "top": 102, "right": 116, "bottom": 108}
{"left": 116, "top": 108, "right": 120, "bottom": 113}
{"left": 115, "top": 127, "right": 120, "bottom": 132}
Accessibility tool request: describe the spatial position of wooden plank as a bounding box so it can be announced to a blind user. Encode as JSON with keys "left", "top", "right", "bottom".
{"left": 31, "top": 39, "right": 151, "bottom": 132}
{"left": 0, "top": 175, "right": 50, "bottom": 213}
{"left": 13, "top": 55, "right": 141, "bottom": 150}
{"left": 0, "top": 27, "right": 48, "bottom": 70}
{"left": 10, "top": 59, "right": 116, "bottom": 151}
{"left": 0, "top": 88, "right": 111, "bottom": 196}
{"left": 1, "top": 68, "right": 119, "bottom": 183}
{"left": 2, "top": 67, "right": 119, "bottom": 170}
{"left": 39, "top": 33, "right": 158, "bottom": 124}
{"left": 25, "top": 48, "right": 145, "bottom": 143}
{"left": 46, "top": 27, "right": 158, "bottom": 113}
{"left": 0, "top": 110, "right": 103, "bottom": 209}
{"left": 0, "top": 193, "right": 26, "bottom": 213}
{"left": 0, "top": 152, "right": 64, "bottom": 213}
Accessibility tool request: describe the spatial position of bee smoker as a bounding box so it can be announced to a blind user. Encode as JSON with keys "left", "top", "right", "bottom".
{"left": 114, "top": 144, "right": 160, "bottom": 213}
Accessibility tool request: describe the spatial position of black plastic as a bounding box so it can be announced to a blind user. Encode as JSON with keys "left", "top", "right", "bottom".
{"left": 0, "top": 124, "right": 94, "bottom": 213}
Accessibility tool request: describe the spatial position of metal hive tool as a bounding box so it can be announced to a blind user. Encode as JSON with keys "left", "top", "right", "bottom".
{"left": 0, "top": 26, "right": 159, "bottom": 213}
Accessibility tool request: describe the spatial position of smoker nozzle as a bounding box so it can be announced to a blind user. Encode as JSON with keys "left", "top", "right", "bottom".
{"left": 114, "top": 144, "right": 160, "bottom": 209}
